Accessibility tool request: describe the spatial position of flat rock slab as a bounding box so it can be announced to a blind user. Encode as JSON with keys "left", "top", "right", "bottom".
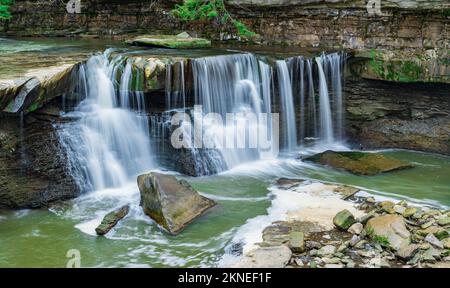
{"left": 126, "top": 34, "right": 211, "bottom": 49}
{"left": 229, "top": 245, "right": 292, "bottom": 268}
{"left": 138, "top": 172, "right": 216, "bottom": 235}
{"left": 95, "top": 205, "right": 130, "bottom": 236}
{"left": 303, "top": 150, "right": 414, "bottom": 176}
{"left": 365, "top": 214, "right": 411, "bottom": 251}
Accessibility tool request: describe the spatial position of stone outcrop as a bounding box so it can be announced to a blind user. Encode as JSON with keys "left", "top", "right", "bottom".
{"left": 345, "top": 78, "right": 450, "bottom": 156}
{"left": 0, "top": 106, "right": 81, "bottom": 208}
{"left": 126, "top": 33, "right": 211, "bottom": 49}
{"left": 304, "top": 150, "right": 414, "bottom": 175}
{"left": 3, "top": 1, "right": 448, "bottom": 53}
{"left": 137, "top": 172, "right": 216, "bottom": 235}
{"left": 0, "top": 63, "right": 79, "bottom": 114}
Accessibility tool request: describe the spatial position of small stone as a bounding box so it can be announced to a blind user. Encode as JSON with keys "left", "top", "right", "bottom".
{"left": 333, "top": 210, "right": 356, "bottom": 230}
{"left": 420, "top": 220, "right": 435, "bottom": 229}
{"left": 357, "top": 210, "right": 376, "bottom": 224}
{"left": 442, "top": 238, "right": 450, "bottom": 249}
{"left": 289, "top": 231, "right": 305, "bottom": 253}
{"left": 412, "top": 210, "right": 424, "bottom": 220}
{"left": 309, "top": 249, "right": 318, "bottom": 256}
{"left": 309, "top": 260, "right": 317, "bottom": 268}
{"left": 323, "top": 234, "right": 331, "bottom": 240}
{"left": 317, "top": 245, "right": 336, "bottom": 256}
{"left": 402, "top": 207, "right": 417, "bottom": 218}
{"left": 366, "top": 197, "right": 376, "bottom": 203}
{"left": 407, "top": 251, "right": 421, "bottom": 265}
{"left": 397, "top": 200, "right": 408, "bottom": 207}
{"left": 420, "top": 243, "right": 431, "bottom": 250}
{"left": 293, "top": 257, "right": 304, "bottom": 266}
{"left": 349, "top": 235, "right": 360, "bottom": 247}
{"left": 354, "top": 240, "right": 367, "bottom": 249}
{"left": 394, "top": 205, "right": 406, "bottom": 215}
{"left": 346, "top": 262, "right": 355, "bottom": 268}
{"left": 348, "top": 223, "right": 364, "bottom": 235}
{"left": 324, "top": 264, "right": 344, "bottom": 268}
{"left": 334, "top": 252, "right": 345, "bottom": 258}
{"left": 422, "top": 247, "right": 441, "bottom": 262}
{"left": 425, "top": 233, "right": 444, "bottom": 249}
{"left": 379, "top": 201, "right": 395, "bottom": 214}
{"left": 357, "top": 250, "right": 375, "bottom": 258}
{"left": 337, "top": 242, "right": 348, "bottom": 253}
{"left": 396, "top": 244, "right": 420, "bottom": 260}
{"left": 369, "top": 257, "right": 391, "bottom": 268}
{"left": 322, "top": 257, "right": 341, "bottom": 264}
{"left": 305, "top": 240, "right": 321, "bottom": 250}
{"left": 438, "top": 216, "right": 450, "bottom": 226}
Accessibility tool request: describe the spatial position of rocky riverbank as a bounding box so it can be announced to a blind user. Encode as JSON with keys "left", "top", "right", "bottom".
{"left": 229, "top": 179, "right": 450, "bottom": 268}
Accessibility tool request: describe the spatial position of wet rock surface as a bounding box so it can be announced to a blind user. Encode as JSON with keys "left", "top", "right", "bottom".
{"left": 345, "top": 79, "right": 450, "bottom": 156}
{"left": 137, "top": 172, "right": 216, "bottom": 235}
{"left": 304, "top": 150, "right": 414, "bottom": 176}
{"left": 95, "top": 205, "right": 130, "bottom": 236}
{"left": 126, "top": 33, "right": 211, "bottom": 49}
{"left": 0, "top": 107, "right": 81, "bottom": 208}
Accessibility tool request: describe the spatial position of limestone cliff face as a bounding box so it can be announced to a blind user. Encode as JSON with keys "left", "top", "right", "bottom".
{"left": 2, "top": 0, "right": 448, "bottom": 53}
{"left": 345, "top": 78, "right": 450, "bottom": 155}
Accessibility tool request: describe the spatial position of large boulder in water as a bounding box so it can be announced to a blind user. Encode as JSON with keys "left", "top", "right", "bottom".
{"left": 137, "top": 172, "right": 216, "bottom": 235}
{"left": 303, "top": 150, "right": 414, "bottom": 176}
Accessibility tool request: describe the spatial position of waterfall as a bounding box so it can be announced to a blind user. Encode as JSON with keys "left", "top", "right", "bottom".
{"left": 276, "top": 60, "right": 297, "bottom": 151}
{"left": 166, "top": 61, "right": 186, "bottom": 110}
{"left": 286, "top": 52, "right": 345, "bottom": 145}
{"left": 316, "top": 56, "right": 334, "bottom": 144}
{"left": 189, "top": 54, "right": 276, "bottom": 171}
{"left": 58, "top": 49, "right": 154, "bottom": 192}
{"left": 57, "top": 50, "right": 346, "bottom": 179}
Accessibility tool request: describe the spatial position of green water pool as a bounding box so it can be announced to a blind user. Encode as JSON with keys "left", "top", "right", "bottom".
{"left": 0, "top": 149, "right": 449, "bottom": 268}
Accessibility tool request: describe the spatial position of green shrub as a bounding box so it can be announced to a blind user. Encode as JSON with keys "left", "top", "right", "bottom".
{"left": 0, "top": 0, "right": 13, "bottom": 20}
{"left": 172, "top": 0, "right": 256, "bottom": 40}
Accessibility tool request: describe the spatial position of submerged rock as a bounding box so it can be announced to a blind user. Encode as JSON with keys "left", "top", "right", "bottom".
{"left": 95, "top": 205, "right": 130, "bottom": 236}
{"left": 137, "top": 172, "right": 216, "bottom": 235}
{"left": 126, "top": 33, "right": 211, "bottom": 49}
{"left": 303, "top": 150, "right": 414, "bottom": 176}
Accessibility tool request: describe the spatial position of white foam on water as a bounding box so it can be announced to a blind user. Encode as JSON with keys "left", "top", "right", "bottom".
{"left": 219, "top": 181, "right": 363, "bottom": 267}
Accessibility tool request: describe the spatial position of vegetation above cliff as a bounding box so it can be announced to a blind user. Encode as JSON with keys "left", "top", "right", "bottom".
{"left": 0, "top": 0, "right": 13, "bottom": 20}
{"left": 172, "top": 0, "right": 256, "bottom": 40}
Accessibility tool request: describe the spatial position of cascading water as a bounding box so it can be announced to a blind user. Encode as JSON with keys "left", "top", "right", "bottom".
{"left": 315, "top": 56, "right": 334, "bottom": 145}
{"left": 189, "top": 54, "right": 276, "bottom": 171}
{"left": 276, "top": 60, "right": 297, "bottom": 151}
{"left": 285, "top": 52, "right": 346, "bottom": 146}
{"left": 58, "top": 49, "right": 154, "bottom": 192}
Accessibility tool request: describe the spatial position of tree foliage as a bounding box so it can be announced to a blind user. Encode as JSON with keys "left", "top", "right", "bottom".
{"left": 0, "top": 0, "right": 13, "bottom": 20}
{"left": 172, "top": 0, "right": 256, "bottom": 40}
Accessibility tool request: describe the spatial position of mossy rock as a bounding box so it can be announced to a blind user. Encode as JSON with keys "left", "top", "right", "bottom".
{"left": 333, "top": 209, "right": 356, "bottom": 230}
{"left": 137, "top": 172, "right": 216, "bottom": 235}
{"left": 95, "top": 205, "right": 130, "bottom": 236}
{"left": 303, "top": 150, "right": 414, "bottom": 176}
{"left": 126, "top": 34, "right": 211, "bottom": 49}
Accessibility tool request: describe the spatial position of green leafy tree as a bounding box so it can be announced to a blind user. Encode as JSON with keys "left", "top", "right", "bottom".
{"left": 172, "top": 0, "right": 256, "bottom": 40}
{"left": 0, "top": 0, "right": 13, "bottom": 20}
